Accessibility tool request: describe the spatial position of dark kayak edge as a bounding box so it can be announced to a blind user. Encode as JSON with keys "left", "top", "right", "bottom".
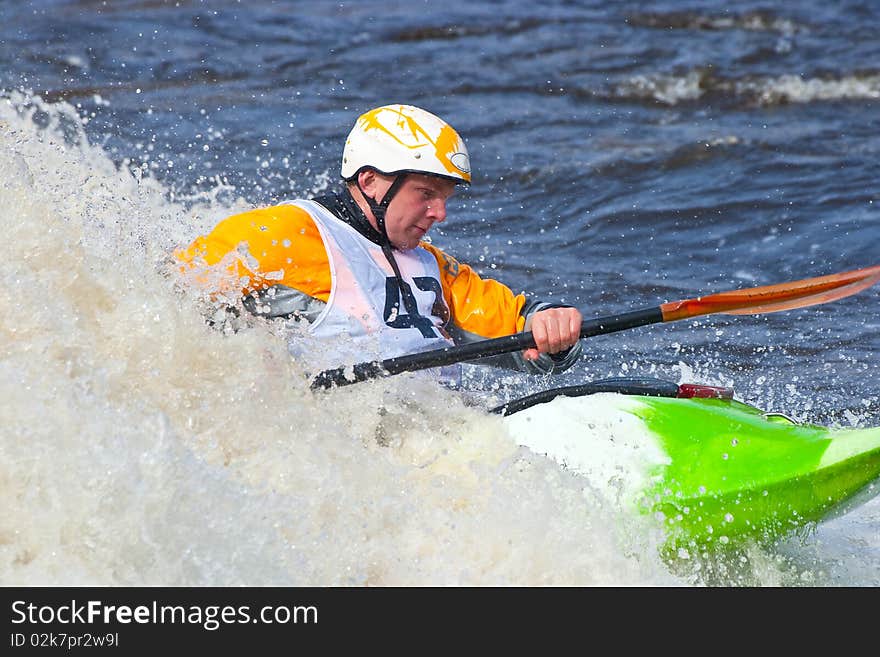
{"left": 492, "top": 377, "right": 683, "bottom": 416}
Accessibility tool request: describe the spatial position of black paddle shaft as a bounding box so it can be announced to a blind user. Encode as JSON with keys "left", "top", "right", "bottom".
{"left": 309, "top": 307, "right": 663, "bottom": 390}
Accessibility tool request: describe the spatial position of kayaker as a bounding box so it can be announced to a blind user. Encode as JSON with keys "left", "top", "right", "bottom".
{"left": 175, "top": 104, "right": 583, "bottom": 377}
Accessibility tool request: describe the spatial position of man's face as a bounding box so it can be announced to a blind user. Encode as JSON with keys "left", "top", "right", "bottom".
{"left": 372, "top": 173, "right": 457, "bottom": 250}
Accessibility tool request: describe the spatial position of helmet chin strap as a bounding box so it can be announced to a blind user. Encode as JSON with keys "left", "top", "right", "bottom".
{"left": 356, "top": 173, "right": 407, "bottom": 248}
{"left": 355, "top": 172, "right": 424, "bottom": 319}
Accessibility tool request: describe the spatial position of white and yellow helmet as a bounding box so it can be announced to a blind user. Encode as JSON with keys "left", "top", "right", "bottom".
{"left": 341, "top": 104, "right": 471, "bottom": 185}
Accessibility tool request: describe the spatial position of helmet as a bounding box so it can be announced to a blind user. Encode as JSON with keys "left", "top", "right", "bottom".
{"left": 341, "top": 104, "right": 471, "bottom": 184}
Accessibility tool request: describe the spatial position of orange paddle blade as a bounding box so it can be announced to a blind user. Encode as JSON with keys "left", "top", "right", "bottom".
{"left": 660, "top": 264, "right": 880, "bottom": 321}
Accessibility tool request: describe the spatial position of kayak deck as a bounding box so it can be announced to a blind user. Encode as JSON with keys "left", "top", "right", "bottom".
{"left": 631, "top": 396, "right": 880, "bottom": 549}
{"left": 501, "top": 381, "right": 880, "bottom": 551}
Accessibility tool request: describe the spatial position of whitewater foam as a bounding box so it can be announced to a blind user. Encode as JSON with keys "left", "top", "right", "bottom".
{"left": 0, "top": 91, "right": 680, "bottom": 585}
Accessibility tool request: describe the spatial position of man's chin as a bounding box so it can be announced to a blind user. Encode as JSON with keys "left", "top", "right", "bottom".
{"left": 396, "top": 235, "right": 422, "bottom": 250}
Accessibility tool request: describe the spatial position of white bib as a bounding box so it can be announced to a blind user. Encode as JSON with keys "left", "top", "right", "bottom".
{"left": 285, "top": 200, "right": 454, "bottom": 364}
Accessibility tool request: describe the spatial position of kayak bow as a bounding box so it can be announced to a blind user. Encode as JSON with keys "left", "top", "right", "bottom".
{"left": 501, "top": 379, "right": 880, "bottom": 552}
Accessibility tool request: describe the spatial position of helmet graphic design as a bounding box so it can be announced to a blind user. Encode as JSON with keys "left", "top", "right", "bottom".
{"left": 341, "top": 104, "right": 471, "bottom": 184}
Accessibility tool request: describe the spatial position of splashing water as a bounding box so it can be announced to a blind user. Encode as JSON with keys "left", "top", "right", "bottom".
{"left": 2, "top": 92, "right": 694, "bottom": 586}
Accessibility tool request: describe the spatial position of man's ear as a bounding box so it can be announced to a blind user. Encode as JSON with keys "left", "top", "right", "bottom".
{"left": 357, "top": 168, "right": 377, "bottom": 196}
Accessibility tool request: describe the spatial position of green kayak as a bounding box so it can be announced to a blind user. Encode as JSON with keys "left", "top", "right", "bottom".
{"left": 499, "top": 378, "right": 880, "bottom": 552}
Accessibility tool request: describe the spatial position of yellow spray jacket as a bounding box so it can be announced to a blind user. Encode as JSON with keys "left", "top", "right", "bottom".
{"left": 176, "top": 198, "right": 580, "bottom": 374}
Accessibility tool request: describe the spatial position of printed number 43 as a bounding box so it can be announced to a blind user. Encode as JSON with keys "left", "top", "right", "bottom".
{"left": 383, "top": 276, "right": 444, "bottom": 338}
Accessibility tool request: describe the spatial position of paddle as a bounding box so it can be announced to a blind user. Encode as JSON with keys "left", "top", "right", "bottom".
{"left": 310, "top": 263, "right": 880, "bottom": 390}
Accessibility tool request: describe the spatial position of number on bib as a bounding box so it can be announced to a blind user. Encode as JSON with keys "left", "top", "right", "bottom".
{"left": 383, "top": 276, "right": 446, "bottom": 338}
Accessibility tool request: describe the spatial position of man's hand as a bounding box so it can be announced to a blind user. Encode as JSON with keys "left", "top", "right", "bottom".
{"left": 523, "top": 307, "right": 583, "bottom": 361}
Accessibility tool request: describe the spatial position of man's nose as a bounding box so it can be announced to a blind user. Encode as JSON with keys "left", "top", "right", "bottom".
{"left": 428, "top": 199, "right": 447, "bottom": 223}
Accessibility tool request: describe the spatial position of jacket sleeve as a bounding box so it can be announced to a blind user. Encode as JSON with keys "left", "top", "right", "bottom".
{"left": 174, "top": 204, "right": 332, "bottom": 319}
{"left": 420, "top": 242, "right": 582, "bottom": 375}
